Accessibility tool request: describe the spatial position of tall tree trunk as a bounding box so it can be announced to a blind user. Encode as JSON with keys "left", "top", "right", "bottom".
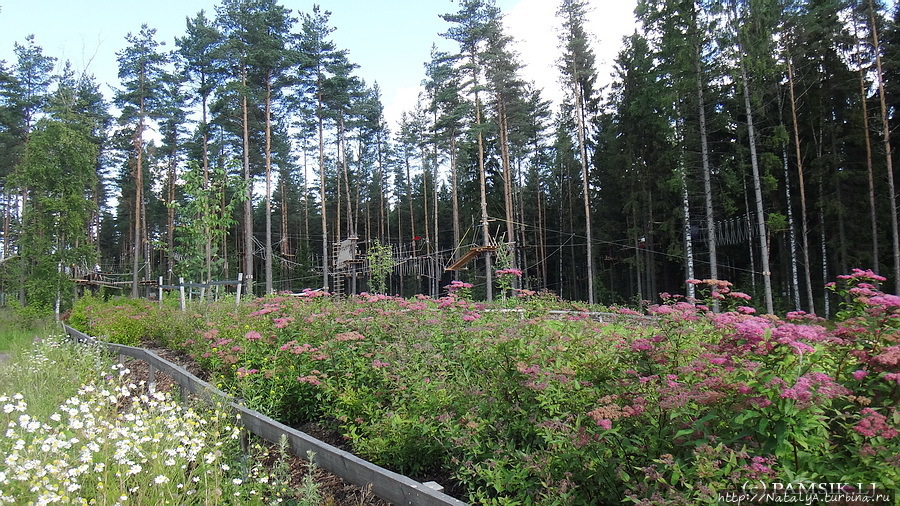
{"left": 675, "top": 108, "right": 695, "bottom": 300}
{"left": 433, "top": 124, "right": 440, "bottom": 298}
{"left": 2, "top": 192, "right": 10, "bottom": 262}
{"left": 854, "top": 18, "right": 879, "bottom": 272}
{"left": 739, "top": 44, "right": 774, "bottom": 314}
{"left": 405, "top": 153, "right": 415, "bottom": 257}
{"left": 334, "top": 136, "right": 341, "bottom": 250}
{"left": 498, "top": 104, "right": 518, "bottom": 297}
{"left": 422, "top": 146, "right": 431, "bottom": 294}
{"left": 281, "top": 179, "right": 289, "bottom": 289}
{"left": 302, "top": 139, "right": 310, "bottom": 253}
{"left": 378, "top": 128, "right": 387, "bottom": 242}
{"left": 264, "top": 72, "right": 273, "bottom": 294}
{"left": 450, "top": 133, "right": 460, "bottom": 280}
{"left": 340, "top": 115, "right": 354, "bottom": 238}
{"left": 131, "top": 83, "right": 145, "bottom": 298}
{"left": 515, "top": 157, "right": 527, "bottom": 289}
{"left": 783, "top": 145, "right": 801, "bottom": 311}
{"left": 499, "top": 105, "right": 516, "bottom": 262}
{"left": 241, "top": 64, "right": 253, "bottom": 295}
{"left": 787, "top": 56, "right": 816, "bottom": 313}
{"left": 869, "top": 0, "right": 900, "bottom": 292}
{"left": 574, "top": 70, "right": 594, "bottom": 304}
{"left": 202, "top": 77, "right": 211, "bottom": 284}
{"left": 166, "top": 155, "right": 176, "bottom": 284}
{"left": 680, "top": 164, "right": 695, "bottom": 301}
{"left": 819, "top": 176, "right": 830, "bottom": 317}
{"left": 536, "top": 173, "right": 547, "bottom": 288}
{"left": 696, "top": 46, "right": 718, "bottom": 306}
{"left": 317, "top": 86, "right": 329, "bottom": 291}
{"left": 744, "top": 179, "right": 757, "bottom": 292}
{"left": 473, "top": 62, "right": 492, "bottom": 301}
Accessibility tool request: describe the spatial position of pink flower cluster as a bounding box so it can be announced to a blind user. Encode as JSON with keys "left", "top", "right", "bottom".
{"left": 461, "top": 310, "right": 481, "bottom": 322}
{"left": 854, "top": 408, "right": 898, "bottom": 439}
{"left": 273, "top": 317, "right": 294, "bottom": 329}
{"left": 838, "top": 268, "right": 887, "bottom": 282}
{"left": 297, "top": 374, "right": 322, "bottom": 386}
{"left": 249, "top": 303, "right": 281, "bottom": 317}
{"left": 446, "top": 280, "right": 473, "bottom": 293}
{"left": 335, "top": 331, "right": 366, "bottom": 342}
{"left": 236, "top": 367, "right": 259, "bottom": 378}
{"left": 297, "top": 288, "right": 328, "bottom": 297}
{"left": 779, "top": 372, "right": 850, "bottom": 409}
{"left": 495, "top": 268, "right": 523, "bottom": 277}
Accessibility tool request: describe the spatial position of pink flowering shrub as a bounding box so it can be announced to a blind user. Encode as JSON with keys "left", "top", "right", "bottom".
{"left": 67, "top": 271, "right": 900, "bottom": 504}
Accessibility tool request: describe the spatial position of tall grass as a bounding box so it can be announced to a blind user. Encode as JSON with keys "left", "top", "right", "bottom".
{"left": 0, "top": 308, "right": 55, "bottom": 353}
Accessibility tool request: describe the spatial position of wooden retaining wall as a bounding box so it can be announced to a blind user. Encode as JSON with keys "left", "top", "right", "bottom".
{"left": 62, "top": 324, "right": 467, "bottom": 506}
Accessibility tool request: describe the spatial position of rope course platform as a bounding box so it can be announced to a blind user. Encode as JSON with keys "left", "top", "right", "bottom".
{"left": 445, "top": 246, "right": 497, "bottom": 271}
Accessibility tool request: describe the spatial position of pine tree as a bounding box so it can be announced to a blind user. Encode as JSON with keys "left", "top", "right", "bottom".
{"left": 424, "top": 47, "right": 467, "bottom": 275}
{"left": 8, "top": 35, "right": 56, "bottom": 303}
{"left": 217, "top": 0, "right": 262, "bottom": 294}
{"left": 728, "top": 0, "right": 777, "bottom": 313}
{"left": 246, "top": 0, "right": 297, "bottom": 295}
{"left": 868, "top": 0, "right": 900, "bottom": 293}
{"left": 158, "top": 67, "right": 188, "bottom": 284}
{"left": 484, "top": 8, "right": 528, "bottom": 293}
{"left": 0, "top": 60, "right": 23, "bottom": 262}
{"left": 558, "top": 0, "right": 599, "bottom": 304}
{"left": 297, "top": 4, "right": 350, "bottom": 292}
{"left": 442, "top": 0, "right": 500, "bottom": 301}
{"left": 115, "top": 25, "right": 168, "bottom": 297}
{"left": 13, "top": 35, "right": 56, "bottom": 136}
{"left": 176, "top": 10, "right": 222, "bottom": 284}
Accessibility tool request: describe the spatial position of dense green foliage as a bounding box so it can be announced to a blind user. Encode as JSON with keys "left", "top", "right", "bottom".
{"left": 70, "top": 272, "right": 899, "bottom": 504}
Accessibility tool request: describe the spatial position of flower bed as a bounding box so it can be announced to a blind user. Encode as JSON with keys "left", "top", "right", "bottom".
{"left": 0, "top": 336, "right": 326, "bottom": 504}
{"left": 69, "top": 274, "right": 900, "bottom": 504}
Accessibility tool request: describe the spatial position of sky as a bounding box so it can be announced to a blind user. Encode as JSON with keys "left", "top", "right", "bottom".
{"left": 0, "top": 0, "right": 638, "bottom": 130}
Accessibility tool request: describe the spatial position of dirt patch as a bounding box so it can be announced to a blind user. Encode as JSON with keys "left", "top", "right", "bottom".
{"left": 119, "top": 345, "right": 390, "bottom": 506}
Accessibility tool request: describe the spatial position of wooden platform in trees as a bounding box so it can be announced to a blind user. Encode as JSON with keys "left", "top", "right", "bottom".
{"left": 445, "top": 246, "right": 497, "bottom": 271}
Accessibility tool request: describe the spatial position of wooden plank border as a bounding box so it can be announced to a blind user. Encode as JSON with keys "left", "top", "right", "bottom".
{"left": 62, "top": 324, "right": 467, "bottom": 506}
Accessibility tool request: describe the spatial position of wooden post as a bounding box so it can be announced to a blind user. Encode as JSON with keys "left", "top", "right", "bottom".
{"left": 236, "top": 273, "right": 243, "bottom": 307}
{"left": 179, "top": 277, "right": 186, "bottom": 312}
{"left": 158, "top": 276, "right": 163, "bottom": 307}
{"left": 55, "top": 262, "right": 61, "bottom": 323}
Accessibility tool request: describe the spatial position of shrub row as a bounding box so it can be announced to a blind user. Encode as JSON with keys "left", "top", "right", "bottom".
{"left": 68, "top": 275, "right": 899, "bottom": 504}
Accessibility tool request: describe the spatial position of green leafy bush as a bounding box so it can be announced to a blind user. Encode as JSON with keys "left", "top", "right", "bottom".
{"left": 67, "top": 275, "right": 899, "bottom": 504}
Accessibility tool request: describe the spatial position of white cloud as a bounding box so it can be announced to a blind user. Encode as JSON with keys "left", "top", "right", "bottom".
{"left": 384, "top": 84, "right": 426, "bottom": 134}
{"left": 503, "top": 0, "right": 638, "bottom": 107}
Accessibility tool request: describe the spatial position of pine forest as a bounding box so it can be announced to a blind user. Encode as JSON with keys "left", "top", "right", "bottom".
{"left": 3, "top": 0, "right": 900, "bottom": 316}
